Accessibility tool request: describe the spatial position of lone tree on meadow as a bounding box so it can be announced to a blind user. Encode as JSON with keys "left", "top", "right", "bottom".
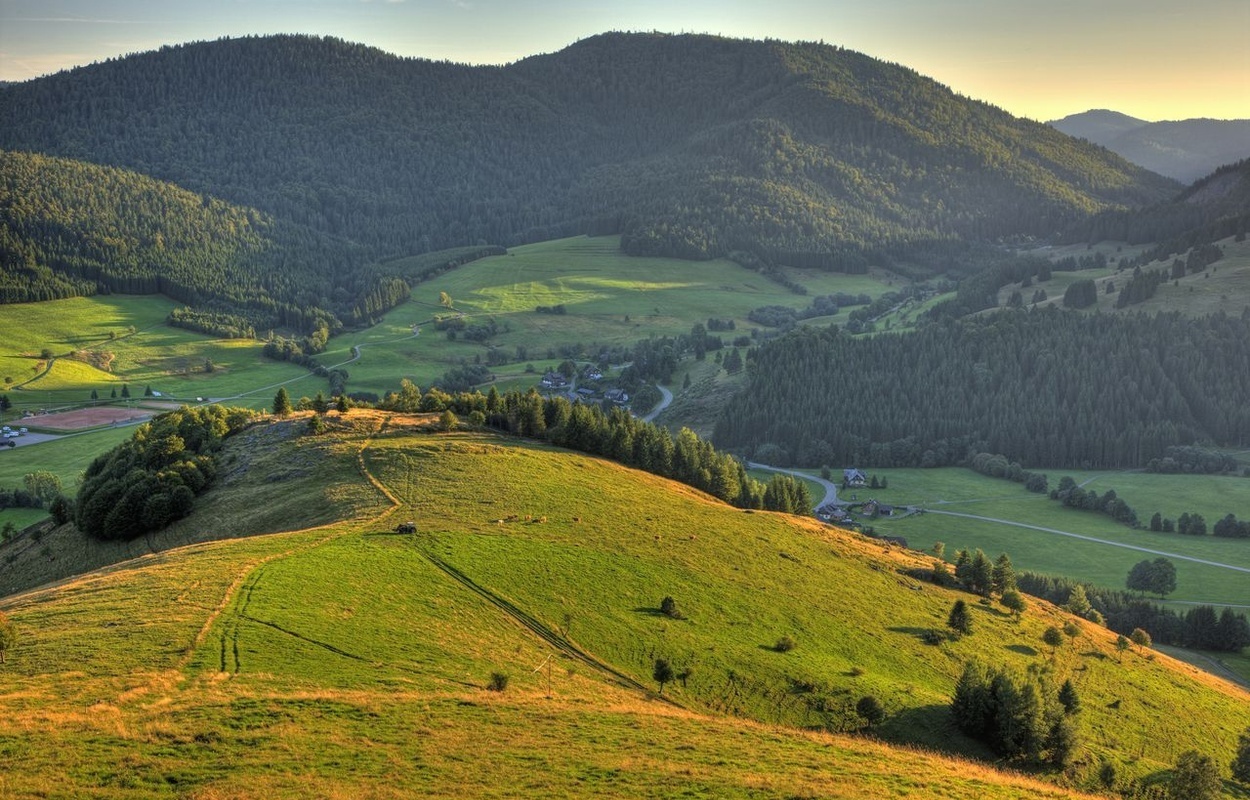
{"left": 653, "top": 658, "right": 675, "bottom": 695}
{"left": 1115, "top": 634, "right": 1131, "bottom": 663}
{"left": 0, "top": 611, "right": 16, "bottom": 664}
{"left": 273, "top": 386, "right": 292, "bottom": 417}
{"left": 1042, "top": 626, "right": 1065, "bottom": 656}
{"left": 856, "top": 695, "right": 886, "bottom": 727}
{"left": 947, "top": 600, "right": 972, "bottom": 637}
{"left": 1130, "top": 627, "right": 1152, "bottom": 655}
{"left": 1001, "top": 589, "right": 1026, "bottom": 621}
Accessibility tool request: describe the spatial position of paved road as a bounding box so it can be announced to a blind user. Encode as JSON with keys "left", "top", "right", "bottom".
{"left": 924, "top": 509, "right": 1250, "bottom": 575}
{"left": 747, "top": 462, "right": 840, "bottom": 510}
{"left": 641, "top": 384, "right": 673, "bottom": 423}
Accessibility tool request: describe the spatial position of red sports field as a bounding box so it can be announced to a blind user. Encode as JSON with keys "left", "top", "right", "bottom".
{"left": 27, "top": 406, "right": 152, "bottom": 432}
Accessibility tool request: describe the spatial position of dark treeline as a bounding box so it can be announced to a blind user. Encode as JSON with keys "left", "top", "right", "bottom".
{"left": 74, "top": 406, "right": 257, "bottom": 540}
{"left": 714, "top": 308, "right": 1250, "bottom": 469}
{"left": 1016, "top": 571, "right": 1250, "bottom": 653}
{"left": 1, "top": 33, "right": 1176, "bottom": 276}
{"left": 376, "top": 382, "right": 810, "bottom": 514}
{"left": 1067, "top": 159, "right": 1250, "bottom": 254}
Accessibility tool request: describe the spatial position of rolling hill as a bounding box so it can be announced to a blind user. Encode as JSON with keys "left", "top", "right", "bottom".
{"left": 0, "top": 32, "right": 1177, "bottom": 284}
{"left": 0, "top": 411, "right": 1246, "bottom": 798}
{"left": 1050, "top": 110, "right": 1250, "bottom": 184}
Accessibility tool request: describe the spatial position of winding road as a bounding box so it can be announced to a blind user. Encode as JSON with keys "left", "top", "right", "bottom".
{"left": 747, "top": 462, "right": 841, "bottom": 510}
{"left": 641, "top": 384, "right": 673, "bottom": 423}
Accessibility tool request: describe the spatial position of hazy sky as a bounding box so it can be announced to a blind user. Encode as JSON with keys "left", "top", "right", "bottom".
{"left": 2, "top": 0, "right": 1247, "bottom": 121}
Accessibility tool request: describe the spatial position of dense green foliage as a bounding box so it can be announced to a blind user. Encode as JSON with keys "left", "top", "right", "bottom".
{"left": 950, "top": 661, "right": 1076, "bottom": 766}
{"left": 0, "top": 150, "right": 509, "bottom": 335}
{"left": 1016, "top": 571, "right": 1250, "bottom": 652}
{"left": 714, "top": 308, "right": 1250, "bottom": 469}
{"left": 0, "top": 33, "right": 1175, "bottom": 277}
{"left": 74, "top": 405, "right": 256, "bottom": 539}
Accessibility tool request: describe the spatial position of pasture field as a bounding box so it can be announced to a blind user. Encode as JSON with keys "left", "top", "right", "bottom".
{"left": 317, "top": 235, "right": 900, "bottom": 396}
{"left": 834, "top": 466, "right": 1250, "bottom": 608}
{"left": 0, "top": 416, "right": 1244, "bottom": 798}
{"left": 0, "top": 294, "right": 315, "bottom": 416}
{"left": 1011, "top": 236, "right": 1250, "bottom": 317}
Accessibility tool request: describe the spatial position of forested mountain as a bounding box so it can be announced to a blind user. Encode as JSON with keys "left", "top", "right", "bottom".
{"left": 0, "top": 32, "right": 1177, "bottom": 282}
{"left": 1050, "top": 110, "right": 1250, "bottom": 184}
{"left": 0, "top": 150, "right": 426, "bottom": 333}
{"left": 1069, "top": 158, "right": 1250, "bottom": 254}
{"left": 713, "top": 309, "right": 1250, "bottom": 469}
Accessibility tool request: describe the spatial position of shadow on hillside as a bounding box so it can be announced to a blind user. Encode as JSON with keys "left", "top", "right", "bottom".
{"left": 633, "top": 606, "right": 668, "bottom": 617}
{"left": 875, "top": 704, "right": 995, "bottom": 761}
{"left": 1006, "top": 644, "right": 1038, "bottom": 657}
{"left": 887, "top": 626, "right": 942, "bottom": 644}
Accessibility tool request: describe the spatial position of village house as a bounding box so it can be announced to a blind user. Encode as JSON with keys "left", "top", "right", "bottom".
{"left": 540, "top": 370, "right": 569, "bottom": 389}
{"left": 843, "top": 468, "right": 867, "bottom": 488}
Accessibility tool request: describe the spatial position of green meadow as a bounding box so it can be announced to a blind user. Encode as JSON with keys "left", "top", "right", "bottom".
{"left": 1012, "top": 236, "right": 1250, "bottom": 317}
{"left": 0, "top": 295, "right": 315, "bottom": 416}
{"left": 1, "top": 413, "right": 1244, "bottom": 798}
{"left": 317, "top": 235, "right": 899, "bottom": 396}
{"left": 831, "top": 466, "right": 1250, "bottom": 608}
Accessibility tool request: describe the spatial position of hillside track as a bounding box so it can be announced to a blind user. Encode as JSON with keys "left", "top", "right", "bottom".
{"left": 348, "top": 425, "right": 675, "bottom": 704}
{"left": 419, "top": 548, "right": 674, "bottom": 704}
{"left": 183, "top": 418, "right": 402, "bottom": 676}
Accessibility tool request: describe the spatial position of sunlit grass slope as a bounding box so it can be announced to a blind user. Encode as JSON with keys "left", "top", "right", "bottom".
{"left": 0, "top": 413, "right": 1245, "bottom": 798}
{"left": 0, "top": 294, "right": 313, "bottom": 414}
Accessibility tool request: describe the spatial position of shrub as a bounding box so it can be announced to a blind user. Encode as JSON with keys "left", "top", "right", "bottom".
{"left": 773, "top": 635, "right": 797, "bottom": 653}
{"left": 856, "top": 695, "right": 886, "bottom": 726}
{"left": 487, "top": 672, "right": 509, "bottom": 692}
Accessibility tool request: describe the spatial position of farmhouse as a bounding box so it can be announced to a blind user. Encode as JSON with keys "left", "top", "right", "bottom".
{"left": 843, "top": 468, "right": 867, "bottom": 487}
{"left": 604, "top": 388, "right": 630, "bottom": 404}
{"left": 540, "top": 371, "right": 569, "bottom": 389}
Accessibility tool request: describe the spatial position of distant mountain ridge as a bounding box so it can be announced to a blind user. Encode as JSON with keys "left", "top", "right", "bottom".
{"left": 1050, "top": 109, "right": 1250, "bottom": 184}
{"left": 0, "top": 33, "right": 1176, "bottom": 282}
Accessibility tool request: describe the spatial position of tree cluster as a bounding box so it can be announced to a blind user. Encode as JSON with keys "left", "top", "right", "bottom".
{"left": 1016, "top": 571, "right": 1250, "bottom": 652}
{"left": 951, "top": 661, "right": 1080, "bottom": 766}
{"left": 1050, "top": 477, "right": 1139, "bottom": 527}
{"left": 74, "top": 405, "right": 256, "bottom": 540}
{"left": 376, "top": 382, "right": 807, "bottom": 514}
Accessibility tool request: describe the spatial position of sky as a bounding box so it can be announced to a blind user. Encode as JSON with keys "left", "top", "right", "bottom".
{"left": 1, "top": 0, "right": 1247, "bottom": 122}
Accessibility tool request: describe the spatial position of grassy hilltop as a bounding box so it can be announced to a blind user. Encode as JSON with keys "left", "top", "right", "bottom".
{"left": 1, "top": 411, "right": 1245, "bottom": 798}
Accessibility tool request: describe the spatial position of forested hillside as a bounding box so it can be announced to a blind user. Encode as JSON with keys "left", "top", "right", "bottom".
{"left": 1069, "top": 158, "right": 1250, "bottom": 254}
{"left": 713, "top": 309, "right": 1250, "bottom": 469}
{"left": 0, "top": 150, "right": 501, "bottom": 334}
{"left": 0, "top": 32, "right": 1177, "bottom": 279}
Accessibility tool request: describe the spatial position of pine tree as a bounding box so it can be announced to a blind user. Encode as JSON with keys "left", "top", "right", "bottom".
{"left": 1058, "top": 679, "right": 1080, "bottom": 715}
{"left": 991, "top": 553, "right": 1015, "bottom": 595}
{"left": 947, "top": 600, "right": 972, "bottom": 637}
{"left": 273, "top": 386, "right": 292, "bottom": 417}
